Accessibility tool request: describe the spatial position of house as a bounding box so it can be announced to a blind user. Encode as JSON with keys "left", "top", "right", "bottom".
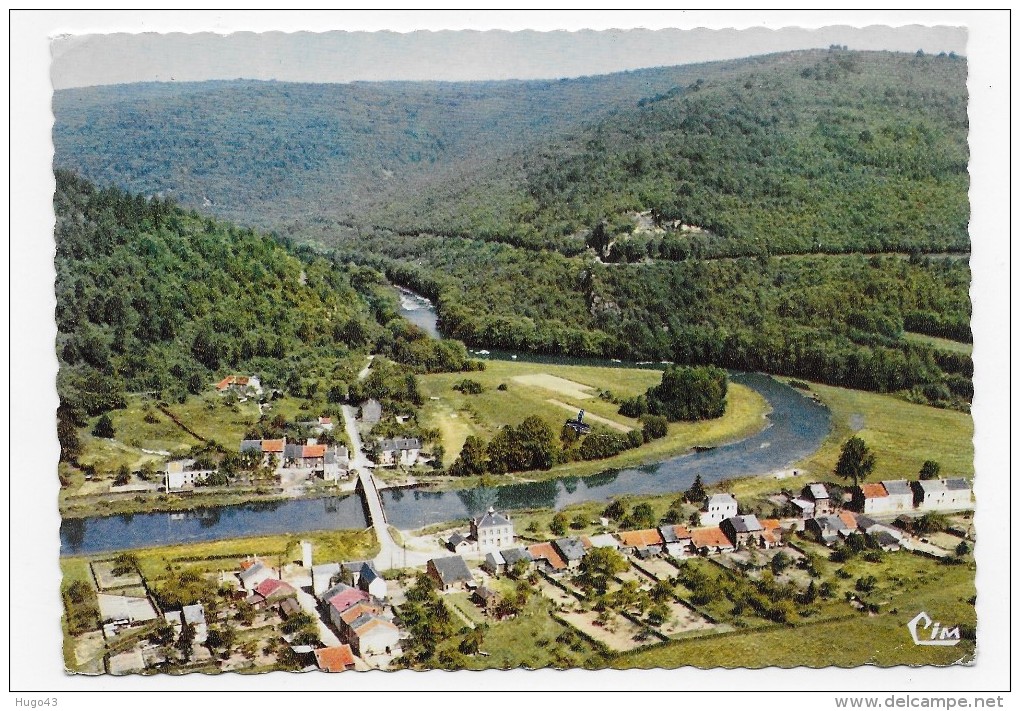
{"left": 473, "top": 585, "right": 499, "bottom": 613}
{"left": 690, "top": 526, "right": 735, "bottom": 555}
{"left": 283, "top": 442, "right": 329, "bottom": 472}
{"left": 802, "top": 483, "right": 832, "bottom": 516}
{"left": 427, "top": 556, "right": 475, "bottom": 592}
{"left": 360, "top": 399, "right": 382, "bottom": 424}
{"left": 163, "top": 459, "right": 213, "bottom": 491}
{"left": 446, "top": 532, "right": 473, "bottom": 554}
{"left": 327, "top": 587, "right": 373, "bottom": 629}
{"left": 314, "top": 645, "right": 356, "bottom": 672}
{"left": 912, "top": 478, "right": 974, "bottom": 511}
{"left": 169, "top": 603, "right": 208, "bottom": 643}
{"left": 552, "top": 537, "right": 587, "bottom": 569}
{"left": 482, "top": 551, "right": 505, "bottom": 575}
{"left": 498, "top": 547, "right": 534, "bottom": 575}
{"left": 720, "top": 515, "right": 764, "bottom": 548}
{"left": 880, "top": 480, "right": 915, "bottom": 512}
{"left": 527, "top": 542, "right": 567, "bottom": 574}
{"left": 216, "top": 374, "right": 262, "bottom": 396}
{"left": 700, "top": 493, "right": 738, "bottom": 526}
{"left": 354, "top": 562, "right": 387, "bottom": 600}
{"left": 346, "top": 615, "right": 400, "bottom": 656}
{"left": 853, "top": 482, "right": 892, "bottom": 515}
{"left": 471, "top": 507, "right": 515, "bottom": 551}
{"left": 322, "top": 446, "right": 351, "bottom": 482}
{"left": 376, "top": 438, "right": 422, "bottom": 467}
{"left": 239, "top": 438, "right": 286, "bottom": 467}
{"left": 789, "top": 497, "right": 815, "bottom": 519}
{"left": 759, "top": 519, "right": 783, "bottom": 548}
{"left": 250, "top": 578, "right": 296, "bottom": 608}
{"left": 659, "top": 525, "right": 693, "bottom": 558}
{"left": 617, "top": 528, "right": 664, "bottom": 557}
{"left": 806, "top": 514, "right": 854, "bottom": 546}
{"left": 238, "top": 560, "right": 275, "bottom": 591}
{"left": 311, "top": 563, "right": 342, "bottom": 597}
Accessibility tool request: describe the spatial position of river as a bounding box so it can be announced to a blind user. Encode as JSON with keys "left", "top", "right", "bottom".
{"left": 60, "top": 288, "right": 830, "bottom": 555}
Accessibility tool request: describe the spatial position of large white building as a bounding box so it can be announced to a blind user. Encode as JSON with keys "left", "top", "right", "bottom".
{"left": 470, "top": 507, "right": 515, "bottom": 551}
{"left": 164, "top": 460, "right": 213, "bottom": 491}
{"left": 376, "top": 438, "right": 421, "bottom": 467}
{"left": 700, "top": 493, "right": 738, "bottom": 526}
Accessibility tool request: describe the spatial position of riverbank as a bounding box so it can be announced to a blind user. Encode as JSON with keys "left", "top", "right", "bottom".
{"left": 58, "top": 480, "right": 356, "bottom": 520}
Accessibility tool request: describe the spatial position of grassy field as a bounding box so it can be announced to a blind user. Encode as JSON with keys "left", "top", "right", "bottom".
{"left": 61, "top": 528, "right": 378, "bottom": 581}
{"left": 788, "top": 379, "right": 974, "bottom": 482}
{"left": 616, "top": 553, "right": 976, "bottom": 668}
{"left": 420, "top": 360, "right": 769, "bottom": 481}
{"left": 902, "top": 332, "right": 973, "bottom": 355}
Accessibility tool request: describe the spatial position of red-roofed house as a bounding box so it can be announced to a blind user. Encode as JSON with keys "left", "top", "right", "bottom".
{"left": 838, "top": 510, "right": 859, "bottom": 530}
{"left": 328, "top": 589, "right": 371, "bottom": 629}
{"left": 314, "top": 645, "right": 356, "bottom": 672}
{"left": 527, "top": 542, "right": 567, "bottom": 573}
{"left": 250, "top": 578, "right": 296, "bottom": 608}
{"left": 216, "top": 375, "right": 262, "bottom": 395}
{"left": 853, "top": 483, "right": 892, "bottom": 515}
{"left": 617, "top": 528, "right": 664, "bottom": 556}
{"left": 690, "top": 526, "right": 735, "bottom": 555}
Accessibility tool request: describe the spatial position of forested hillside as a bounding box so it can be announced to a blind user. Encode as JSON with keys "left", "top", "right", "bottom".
{"left": 370, "top": 49, "right": 968, "bottom": 257}
{"left": 53, "top": 61, "right": 752, "bottom": 228}
{"left": 54, "top": 170, "right": 385, "bottom": 420}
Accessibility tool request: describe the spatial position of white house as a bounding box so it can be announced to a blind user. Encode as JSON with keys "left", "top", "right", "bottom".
{"left": 376, "top": 438, "right": 421, "bottom": 467}
{"left": 912, "top": 478, "right": 974, "bottom": 511}
{"left": 880, "top": 480, "right": 915, "bottom": 512}
{"left": 238, "top": 560, "right": 275, "bottom": 591}
{"left": 700, "top": 493, "right": 738, "bottom": 526}
{"left": 164, "top": 460, "right": 214, "bottom": 491}
{"left": 470, "top": 507, "right": 515, "bottom": 551}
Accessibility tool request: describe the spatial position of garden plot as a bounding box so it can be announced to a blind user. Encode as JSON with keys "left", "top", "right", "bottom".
{"left": 658, "top": 600, "right": 717, "bottom": 637}
{"left": 556, "top": 607, "right": 659, "bottom": 652}
{"left": 631, "top": 556, "right": 681, "bottom": 581}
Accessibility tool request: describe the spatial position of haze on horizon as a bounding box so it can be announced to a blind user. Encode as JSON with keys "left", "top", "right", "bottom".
{"left": 51, "top": 25, "right": 967, "bottom": 90}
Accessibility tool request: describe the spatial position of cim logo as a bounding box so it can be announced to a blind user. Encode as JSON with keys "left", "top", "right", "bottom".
{"left": 907, "top": 611, "right": 961, "bottom": 646}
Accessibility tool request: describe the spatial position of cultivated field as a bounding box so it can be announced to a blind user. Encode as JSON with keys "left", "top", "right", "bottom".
{"left": 511, "top": 373, "right": 597, "bottom": 399}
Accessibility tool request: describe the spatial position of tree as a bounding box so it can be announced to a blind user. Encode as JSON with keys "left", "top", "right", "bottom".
{"left": 114, "top": 465, "right": 131, "bottom": 487}
{"left": 450, "top": 435, "right": 488, "bottom": 476}
{"left": 430, "top": 444, "right": 445, "bottom": 470}
{"left": 570, "top": 513, "right": 588, "bottom": 530}
{"left": 603, "top": 500, "right": 625, "bottom": 521}
{"left": 176, "top": 621, "right": 196, "bottom": 661}
{"left": 919, "top": 460, "right": 941, "bottom": 480}
{"left": 550, "top": 512, "right": 568, "bottom": 536}
{"left": 769, "top": 551, "right": 792, "bottom": 575}
{"left": 92, "top": 413, "right": 115, "bottom": 439}
{"left": 684, "top": 474, "right": 707, "bottom": 504}
{"left": 834, "top": 436, "right": 876, "bottom": 488}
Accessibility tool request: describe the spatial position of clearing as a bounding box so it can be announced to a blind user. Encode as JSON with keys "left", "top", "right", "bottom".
{"left": 511, "top": 373, "right": 596, "bottom": 399}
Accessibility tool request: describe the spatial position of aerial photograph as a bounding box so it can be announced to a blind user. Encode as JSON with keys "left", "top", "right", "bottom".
{"left": 46, "top": 20, "right": 982, "bottom": 677}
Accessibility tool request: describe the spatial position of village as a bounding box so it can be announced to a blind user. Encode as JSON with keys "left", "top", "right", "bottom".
{"left": 64, "top": 448, "right": 975, "bottom": 674}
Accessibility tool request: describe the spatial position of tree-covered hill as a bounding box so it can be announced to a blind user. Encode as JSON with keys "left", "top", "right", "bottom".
{"left": 370, "top": 49, "right": 969, "bottom": 257}
{"left": 53, "top": 60, "right": 757, "bottom": 229}
{"left": 54, "top": 169, "right": 384, "bottom": 427}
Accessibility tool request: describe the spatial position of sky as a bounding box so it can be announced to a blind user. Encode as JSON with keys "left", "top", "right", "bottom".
{"left": 50, "top": 24, "right": 968, "bottom": 90}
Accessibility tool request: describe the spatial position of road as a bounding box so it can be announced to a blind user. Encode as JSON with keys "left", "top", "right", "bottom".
{"left": 342, "top": 404, "right": 443, "bottom": 572}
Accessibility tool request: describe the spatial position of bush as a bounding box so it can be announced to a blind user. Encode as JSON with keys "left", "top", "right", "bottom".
{"left": 639, "top": 414, "right": 668, "bottom": 440}
{"left": 92, "top": 414, "right": 115, "bottom": 438}
{"left": 453, "top": 379, "right": 484, "bottom": 395}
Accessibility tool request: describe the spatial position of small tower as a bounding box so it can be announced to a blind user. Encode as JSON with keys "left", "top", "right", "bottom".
{"left": 300, "top": 540, "right": 313, "bottom": 568}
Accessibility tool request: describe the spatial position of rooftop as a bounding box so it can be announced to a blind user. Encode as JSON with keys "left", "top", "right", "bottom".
{"left": 429, "top": 555, "right": 474, "bottom": 584}
{"left": 314, "top": 645, "right": 356, "bottom": 672}
{"left": 474, "top": 507, "right": 512, "bottom": 528}
{"left": 618, "top": 529, "right": 664, "bottom": 547}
